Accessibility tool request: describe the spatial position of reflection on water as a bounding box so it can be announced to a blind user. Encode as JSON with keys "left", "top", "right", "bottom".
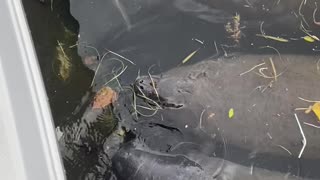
{"left": 25, "top": 0, "right": 320, "bottom": 179}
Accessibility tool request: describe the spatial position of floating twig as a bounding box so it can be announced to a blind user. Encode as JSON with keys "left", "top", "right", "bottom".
{"left": 104, "top": 66, "right": 128, "bottom": 85}
{"left": 259, "top": 21, "right": 265, "bottom": 35}
{"left": 269, "top": 58, "right": 277, "bottom": 81}
{"left": 298, "top": 97, "right": 320, "bottom": 103}
{"left": 239, "top": 62, "right": 266, "bottom": 76}
{"left": 275, "top": 144, "right": 292, "bottom": 155}
{"left": 295, "top": 107, "right": 310, "bottom": 111}
{"left": 259, "top": 46, "right": 283, "bottom": 62}
{"left": 256, "top": 68, "right": 284, "bottom": 79}
{"left": 199, "top": 109, "right": 206, "bottom": 130}
{"left": 303, "top": 122, "right": 320, "bottom": 128}
{"left": 214, "top": 41, "right": 219, "bottom": 56}
{"left": 148, "top": 65, "right": 160, "bottom": 101}
{"left": 317, "top": 59, "right": 320, "bottom": 73}
{"left": 256, "top": 34, "right": 289, "bottom": 42}
{"left": 299, "top": 0, "right": 309, "bottom": 27}
{"left": 193, "top": 38, "right": 204, "bottom": 45}
{"left": 135, "top": 86, "right": 162, "bottom": 109}
{"left": 90, "top": 52, "right": 110, "bottom": 87}
{"left": 294, "top": 113, "right": 306, "bottom": 158}
{"left": 105, "top": 48, "right": 135, "bottom": 65}
{"left": 313, "top": 2, "right": 320, "bottom": 26}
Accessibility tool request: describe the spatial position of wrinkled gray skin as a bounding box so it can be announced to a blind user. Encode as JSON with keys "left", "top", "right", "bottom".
{"left": 136, "top": 54, "right": 320, "bottom": 159}
{"left": 112, "top": 140, "right": 304, "bottom": 180}
{"left": 115, "top": 54, "right": 320, "bottom": 180}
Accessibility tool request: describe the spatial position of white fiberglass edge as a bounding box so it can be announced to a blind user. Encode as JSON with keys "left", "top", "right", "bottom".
{"left": 0, "top": 0, "right": 66, "bottom": 180}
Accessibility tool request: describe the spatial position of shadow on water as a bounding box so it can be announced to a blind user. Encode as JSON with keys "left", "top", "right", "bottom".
{"left": 23, "top": 0, "right": 320, "bottom": 179}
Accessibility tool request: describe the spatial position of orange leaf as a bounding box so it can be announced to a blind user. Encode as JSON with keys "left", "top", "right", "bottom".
{"left": 312, "top": 102, "right": 320, "bottom": 121}
{"left": 92, "top": 87, "right": 117, "bottom": 109}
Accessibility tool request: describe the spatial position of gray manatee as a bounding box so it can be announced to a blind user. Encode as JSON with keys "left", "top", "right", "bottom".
{"left": 111, "top": 139, "right": 307, "bottom": 180}
{"left": 134, "top": 54, "right": 320, "bottom": 160}
{"left": 107, "top": 54, "right": 320, "bottom": 180}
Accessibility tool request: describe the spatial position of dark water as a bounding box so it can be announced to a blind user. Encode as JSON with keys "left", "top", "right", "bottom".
{"left": 23, "top": 0, "right": 320, "bottom": 179}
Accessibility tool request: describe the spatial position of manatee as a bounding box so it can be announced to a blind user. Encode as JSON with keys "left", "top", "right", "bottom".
{"left": 134, "top": 54, "right": 320, "bottom": 161}
{"left": 112, "top": 139, "right": 307, "bottom": 180}
{"left": 103, "top": 54, "right": 320, "bottom": 180}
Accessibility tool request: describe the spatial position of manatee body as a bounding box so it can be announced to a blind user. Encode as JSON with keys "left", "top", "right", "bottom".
{"left": 111, "top": 140, "right": 306, "bottom": 180}
{"left": 135, "top": 54, "right": 320, "bottom": 160}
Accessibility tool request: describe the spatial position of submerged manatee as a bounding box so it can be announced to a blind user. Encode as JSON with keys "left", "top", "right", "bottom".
{"left": 112, "top": 139, "right": 305, "bottom": 180}
{"left": 107, "top": 54, "right": 320, "bottom": 180}
{"left": 135, "top": 54, "right": 320, "bottom": 159}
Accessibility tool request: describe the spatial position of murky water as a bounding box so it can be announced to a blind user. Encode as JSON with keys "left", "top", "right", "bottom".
{"left": 24, "top": 0, "right": 320, "bottom": 179}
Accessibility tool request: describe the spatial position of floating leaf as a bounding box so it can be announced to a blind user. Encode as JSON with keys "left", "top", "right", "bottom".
{"left": 228, "top": 108, "right": 234, "bottom": 119}
{"left": 303, "top": 36, "right": 315, "bottom": 43}
{"left": 182, "top": 49, "right": 199, "bottom": 64}
{"left": 92, "top": 87, "right": 117, "bottom": 109}
{"left": 311, "top": 102, "right": 320, "bottom": 121}
{"left": 256, "top": 34, "right": 289, "bottom": 42}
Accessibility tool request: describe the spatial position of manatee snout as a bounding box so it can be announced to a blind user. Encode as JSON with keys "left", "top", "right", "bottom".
{"left": 134, "top": 75, "right": 194, "bottom": 109}
{"left": 134, "top": 75, "right": 161, "bottom": 100}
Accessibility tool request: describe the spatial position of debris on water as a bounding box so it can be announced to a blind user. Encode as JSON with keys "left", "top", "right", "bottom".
{"left": 105, "top": 48, "right": 135, "bottom": 65}
{"left": 299, "top": 0, "right": 309, "bottom": 27}
{"left": 92, "top": 86, "right": 117, "bottom": 109}
{"left": 192, "top": 38, "right": 204, "bottom": 45}
{"left": 148, "top": 65, "right": 160, "bottom": 101}
{"left": 250, "top": 164, "right": 254, "bottom": 175}
{"left": 267, "top": 132, "right": 272, "bottom": 140}
{"left": 239, "top": 62, "right": 265, "bottom": 76}
{"left": 256, "top": 34, "right": 289, "bottom": 42}
{"left": 303, "top": 36, "right": 315, "bottom": 43}
{"left": 199, "top": 109, "right": 206, "bottom": 130}
{"left": 303, "top": 122, "right": 320, "bottom": 129}
{"left": 275, "top": 144, "right": 292, "bottom": 155}
{"left": 298, "top": 97, "right": 320, "bottom": 103}
{"left": 229, "top": 108, "right": 234, "bottom": 119}
{"left": 259, "top": 46, "right": 284, "bottom": 63}
{"left": 269, "top": 58, "right": 277, "bottom": 81}
{"left": 182, "top": 48, "right": 200, "bottom": 64}
{"left": 313, "top": 2, "right": 320, "bottom": 26}
{"left": 208, "top": 113, "right": 215, "bottom": 119}
{"left": 56, "top": 40, "right": 72, "bottom": 81}
{"left": 312, "top": 102, "right": 320, "bottom": 121}
{"left": 300, "top": 22, "right": 319, "bottom": 41}
{"left": 295, "top": 101, "right": 320, "bottom": 120}
{"left": 305, "top": 105, "right": 313, "bottom": 114}
{"left": 225, "top": 13, "right": 242, "bottom": 44}
{"left": 294, "top": 113, "right": 306, "bottom": 159}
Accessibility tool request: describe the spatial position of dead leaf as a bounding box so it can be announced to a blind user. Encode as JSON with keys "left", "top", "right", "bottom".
{"left": 312, "top": 102, "right": 320, "bottom": 121}
{"left": 92, "top": 87, "right": 117, "bottom": 109}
